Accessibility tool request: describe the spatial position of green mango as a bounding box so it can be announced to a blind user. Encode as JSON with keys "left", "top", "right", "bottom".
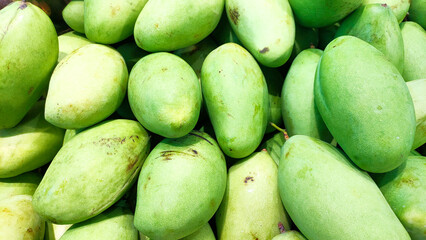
{"left": 0, "top": 1, "right": 58, "bottom": 129}
{"left": 0, "top": 172, "right": 42, "bottom": 201}
{"left": 134, "top": 131, "right": 227, "bottom": 239}
{"left": 134, "top": 0, "right": 224, "bottom": 52}
{"left": 272, "top": 231, "right": 307, "bottom": 240}
{"left": 377, "top": 156, "right": 426, "bottom": 240}
{"left": 62, "top": 128, "right": 84, "bottom": 145}
{"left": 363, "top": 0, "right": 410, "bottom": 22}
{"left": 116, "top": 41, "right": 149, "bottom": 71}
{"left": 33, "top": 119, "right": 150, "bottom": 224}
{"left": 401, "top": 22, "right": 426, "bottom": 82}
{"left": 260, "top": 132, "right": 286, "bottom": 165}
{"left": 211, "top": 11, "right": 242, "bottom": 46}
{"left": 0, "top": 101, "right": 65, "bottom": 178}
{"left": 226, "top": 0, "right": 295, "bottom": 67}
{"left": 288, "top": 0, "right": 363, "bottom": 27}
{"left": 201, "top": 43, "right": 269, "bottom": 158}
{"left": 216, "top": 151, "right": 290, "bottom": 240}
{"left": 84, "top": 0, "right": 148, "bottom": 44}
{"left": 57, "top": 31, "right": 92, "bottom": 62}
{"left": 62, "top": 0, "right": 84, "bottom": 33}
{"left": 335, "top": 4, "right": 404, "bottom": 72}
{"left": 315, "top": 36, "right": 416, "bottom": 173}
{"left": 44, "top": 222, "right": 72, "bottom": 240}
{"left": 128, "top": 53, "right": 201, "bottom": 138}
{"left": 263, "top": 67, "right": 284, "bottom": 133}
{"left": 290, "top": 24, "right": 318, "bottom": 60}
{"left": 318, "top": 23, "right": 340, "bottom": 49}
{"left": 407, "top": 79, "right": 426, "bottom": 149}
{"left": 409, "top": 0, "right": 426, "bottom": 28}
{"left": 181, "top": 223, "right": 215, "bottom": 240}
{"left": 45, "top": 44, "right": 128, "bottom": 129}
{"left": 0, "top": 195, "right": 45, "bottom": 240}
{"left": 279, "top": 135, "right": 410, "bottom": 240}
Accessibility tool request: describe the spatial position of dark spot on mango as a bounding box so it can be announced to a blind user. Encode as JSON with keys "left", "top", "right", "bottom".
{"left": 250, "top": 232, "right": 259, "bottom": 240}
{"left": 26, "top": 228, "right": 33, "bottom": 233}
{"left": 259, "top": 47, "right": 269, "bottom": 54}
{"left": 285, "top": 151, "right": 290, "bottom": 158}
{"left": 210, "top": 199, "right": 215, "bottom": 208}
{"left": 162, "top": 67, "right": 168, "bottom": 72}
{"left": 126, "top": 156, "right": 138, "bottom": 172}
{"left": 188, "top": 132, "right": 213, "bottom": 145}
{"left": 28, "top": 87, "right": 34, "bottom": 95}
{"left": 164, "top": 157, "right": 172, "bottom": 161}
{"left": 192, "top": 149, "right": 198, "bottom": 154}
{"left": 19, "top": 2, "right": 27, "bottom": 9}
{"left": 244, "top": 176, "right": 254, "bottom": 183}
{"left": 229, "top": 8, "right": 240, "bottom": 25}
{"left": 381, "top": 3, "right": 388, "bottom": 7}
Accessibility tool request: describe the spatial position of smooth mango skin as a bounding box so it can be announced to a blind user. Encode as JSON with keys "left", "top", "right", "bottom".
{"left": 314, "top": 36, "right": 416, "bottom": 173}
{"left": 33, "top": 120, "right": 150, "bottom": 224}
{"left": 260, "top": 132, "right": 286, "bottom": 165}
{"left": 45, "top": 44, "right": 128, "bottom": 129}
{"left": 84, "top": 0, "right": 148, "bottom": 44}
{"left": 278, "top": 135, "right": 411, "bottom": 240}
{"left": 288, "top": 0, "right": 363, "bottom": 28}
{"left": 0, "top": 1, "right": 58, "bottom": 129}
{"left": 409, "top": 0, "right": 426, "bottom": 28}
{"left": 57, "top": 31, "right": 92, "bottom": 62}
{"left": 0, "top": 172, "right": 42, "bottom": 201}
{"left": 263, "top": 67, "right": 284, "bottom": 133}
{"left": 377, "top": 156, "right": 426, "bottom": 240}
{"left": 181, "top": 223, "right": 215, "bottom": 240}
{"left": 62, "top": 1, "right": 84, "bottom": 33}
{"left": 407, "top": 79, "right": 426, "bottom": 149}
{"left": 272, "top": 231, "right": 307, "bottom": 240}
{"left": 134, "top": 131, "right": 227, "bottom": 240}
{"left": 282, "top": 49, "right": 332, "bottom": 142}
{"left": 401, "top": 22, "right": 426, "bottom": 82}
{"left": 128, "top": 53, "right": 201, "bottom": 138}
{"left": 134, "top": 0, "right": 224, "bottom": 52}
{"left": 0, "top": 101, "right": 65, "bottom": 178}
{"left": 363, "top": 0, "right": 410, "bottom": 22}
{"left": 201, "top": 43, "right": 269, "bottom": 158}
{"left": 216, "top": 151, "right": 290, "bottom": 240}
{"left": 226, "top": 0, "right": 295, "bottom": 67}
{"left": 44, "top": 222, "right": 72, "bottom": 240}
{"left": 0, "top": 195, "right": 45, "bottom": 240}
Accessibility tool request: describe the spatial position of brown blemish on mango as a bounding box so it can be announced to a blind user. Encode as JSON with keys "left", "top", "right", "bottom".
{"left": 229, "top": 8, "right": 240, "bottom": 25}
{"left": 244, "top": 176, "right": 254, "bottom": 184}
{"left": 259, "top": 47, "right": 269, "bottom": 54}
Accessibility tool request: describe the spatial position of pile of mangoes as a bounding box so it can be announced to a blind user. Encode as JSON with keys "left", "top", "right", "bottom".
{"left": 0, "top": 0, "right": 425, "bottom": 239}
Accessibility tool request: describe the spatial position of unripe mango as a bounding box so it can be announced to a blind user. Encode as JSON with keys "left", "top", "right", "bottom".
{"left": 400, "top": 22, "right": 426, "bottom": 82}
{"left": 407, "top": 79, "right": 426, "bottom": 149}
{"left": 57, "top": 31, "right": 92, "bottom": 62}
{"left": 0, "top": 172, "right": 42, "bottom": 200}
{"left": 62, "top": 0, "right": 84, "bottom": 33}
{"left": 409, "top": 0, "right": 426, "bottom": 28}
{"left": 363, "top": 0, "right": 410, "bottom": 22}
{"left": 181, "top": 223, "right": 215, "bottom": 240}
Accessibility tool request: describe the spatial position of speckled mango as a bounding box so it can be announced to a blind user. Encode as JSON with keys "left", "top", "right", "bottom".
{"left": 181, "top": 223, "right": 215, "bottom": 240}
{"left": 409, "top": 0, "right": 426, "bottom": 28}
{"left": 272, "top": 231, "right": 307, "bottom": 240}
{"left": 0, "top": 172, "right": 42, "bottom": 201}
{"left": 314, "top": 36, "right": 416, "bottom": 173}
{"left": 62, "top": 0, "right": 84, "bottom": 33}
{"left": 33, "top": 120, "right": 150, "bottom": 224}
{"left": 400, "top": 22, "right": 426, "bottom": 82}
{"left": 407, "top": 79, "right": 426, "bottom": 149}
{"left": 57, "top": 31, "right": 92, "bottom": 62}
{"left": 363, "top": 0, "right": 410, "bottom": 23}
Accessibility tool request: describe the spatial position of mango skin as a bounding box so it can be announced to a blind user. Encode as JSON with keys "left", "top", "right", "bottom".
{"left": 272, "top": 231, "right": 307, "bottom": 240}
{"left": 409, "top": 0, "right": 426, "bottom": 28}
{"left": 226, "top": 0, "right": 295, "bottom": 67}
{"left": 279, "top": 135, "right": 410, "bottom": 240}
{"left": 181, "top": 223, "right": 215, "bottom": 240}
{"left": 216, "top": 151, "right": 290, "bottom": 240}
{"left": 363, "top": 0, "right": 410, "bottom": 23}
{"left": 0, "top": 1, "right": 58, "bottom": 129}
{"left": 44, "top": 222, "right": 72, "bottom": 240}
{"left": 134, "top": 0, "right": 224, "bottom": 52}
{"left": 0, "top": 101, "right": 65, "bottom": 178}
{"left": 407, "top": 79, "right": 426, "bottom": 149}
{"left": 314, "top": 36, "right": 416, "bottom": 173}
{"left": 45, "top": 44, "right": 128, "bottom": 129}
{"left": 33, "top": 120, "right": 150, "bottom": 224}
{"left": 201, "top": 43, "right": 269, "bottom": 158}
{"left": 128, "top": 53, "right": 201, "bottom": 138}
{"left": 134, "top": 131, "right": 227, "bottom": 240}
{"left": 84, "top": 0, "right": 148, "bottom": 44}
{"left": 0, "top": 172, "right": 42, "bottom": 201}
{"left": 260, "top": 132, "right": 286, "bottom": 165}
{"left": 57, "top": 31, "right": 92, "bottom": 62}
{"left": 62, "top": 1, "right": 84, "bottom": 33}
{"left": 400, "top": 22, "right": 426, "bottom": 82}
{"left": 263, "top": 67, "right": 284, "bottom": 133}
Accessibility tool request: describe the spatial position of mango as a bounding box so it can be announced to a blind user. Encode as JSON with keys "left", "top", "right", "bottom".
{"left": 0, "top": 101, "right": 65, "bottom": 178}
{"left": 116, "top": 41, "right": 148, "bottom": 71}
{"left": 0, "top": 172, "right": 42, "bottom": 201}
{"left": 279, "top": 135, "right": 410, "bottom": 240}
{"left": 260, "top": 132, "right": 286, "bottom": 165}
{"left": 134, "top": 131, "right": 226, "bottom": 239}
{"left": 216, "top": 150, "right": 290, "bottom": 240}
{"left": 57, "top": 31, "right": 92, "bottom": 62}
{"left": 62, "top": 128, "right": 83, "bottom": 145}
{"left": 407, "top": 79, "right": 426, "bottom": 149}
{"left": 201, "top": 43, "right": 269, "bottom": 158}
{"left": 290, "top": 24, "right": 318, "bottom": 60}
{"left": 314, "top": 36, "right": 415, "bottom": 173}
{"left": 212, "top": 11, "right": 242, "bottom": 45}
{"left": 33, "top": 119, "right": 150, "bottom": 224}
{"left": 409, "top": 0, "right": 426, "bottom": 28}
{"left": 84, "top": 0, "right": 148, "bottom": 44}
{"left": 62, "top": 0, "right": 84, "bottom": 33}
{"left": 0, "top": 1, "right": 58, "bottom": 129}
{"left": 272, "top": 231, "right": 307, "bottom": 240}
{"left": 44, "top": 222, "right": 72, "bottom": 240}
{"left": 45, "top": 44, "right": 128, "bottom": 129}
{"left": 181, "top": 223, "right": 215, "bottom": 240}
{"left": 134, "top": 0, "right": 224, "bottom": 52}
{"left": 363, "top": 0, "right": 410, "bottom": 22}
{"left": 400, "top": 22, "right": 426, "bottom": 82}
{"left": 263, "top": 67, "right": 284, "bottom": 133}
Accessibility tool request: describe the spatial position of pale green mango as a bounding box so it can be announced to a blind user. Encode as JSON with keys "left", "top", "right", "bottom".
{"left": 116, "top": 41, "right": 149, "bottom": 71}
{"left": 263, "top": 67, "right": 284, "bottom": 133}
{"left": 134, "top": 0, "right": 224, "bottom": 52}
{"left": 62, "top": 1, "right": 84, "bottom": 33}
{"left": 363, "top": 0, "right": 410, "bottom": 22}
{"left": 62, "top": 128, "right": 84, "bottom": 145}
{"left": 45, "top": 44, "right": 128, "bottom": 129}
{"left": 315, "top": 36, "right": 416, "bottom": 173}
{"left": 260, "top": 132, "right": 286, "bottom": 165}
{"left": 128, "top": 53, "right": 201, "bottom": 138}
{"left": 278, "top": 135, "right": 410, "bottom": 240}
{"left": 401, "top": 22, "right": 426, "bottom": 82}
{"left": 318, "top": 23, "right": 340, "bottom": 49}
{"left": 84, "top": 0, "right": 148, "bottom": 44}
{"left": 409, "top": 0, "right": 426, "bottom": 28}
{"left": 290, "top": 24, "right": 319, "bottom": 60}
{"left": 134, "top": 131, "right": 226, "bottom": 239}
{"left": 44, "top": 223, "right": 72, "bottom": 240}
{"left": 33, "top": 120, "right": 150, "bottom": 224}
{"left": 0, "top": 101, "right": 65, "bottom": 178}
{"left": 282, "top": 49, "right": 332, "bottom": 142}
{"left": 377, "top": 156, "right": 426, "bottom": 240}
{"left": 272, "top": 231, "right": 307, "bottom": 240}
{"left": 201, "top": 43, "right": 269, "bottom": 158}
{"left": 0, "top": 172, "right": 42, "bottom": 201}
{"left": 407, "top": 79, "right": 426, "bottom": 149}
{"left": 0, "top": 1, "right": 58, "bottom": 129}
{"left": 226, "top": 0, "right": 295, "bottom": 67}
{"left": 58, "top": 31, "right": 92, "bottom": 62}
{"left": 216, "top": 151, "right": 290, "bottom": 240}
{"left": 212, "top": 11, "right": 242, "bottom": 45}
{"left": 181, "top": 223, "right": 215, "bottom": 240}
{"left": 0, "top": 195, "right": 45, "bottom": 240}
{"left": 288, "top": 0, "right": 363, "bottom": 27}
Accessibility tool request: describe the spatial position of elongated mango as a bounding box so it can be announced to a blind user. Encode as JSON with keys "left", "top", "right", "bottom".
{"left": 400, "top": 22, "right": 426, "bottom": 82}
{"left": 363, "top": 0, "right": 410, "bottom": 22}
{"left": 62, "top": 0, "right": 84, "bottom": 33}
{"left": 407, "top": 79, "right": 426, "bottom": 149}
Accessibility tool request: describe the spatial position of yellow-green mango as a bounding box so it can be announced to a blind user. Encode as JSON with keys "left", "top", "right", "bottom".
{"left": 314, "top": 36, "right": 416, "bottom": 173}
{"left": 0, "top": 195, "right": 45, "bottom": 240}
{"left": 33, "top": 120, "right": 150, "bottom": 224}
{"left": 0, "top": 172, "right": 42, "bottom": 201}
{"left": 0, "top": 1, "right": 58, "bottom": 129}
{"left": 401, "top": 22, "right": 426, "bottom": 82}
{"left": 272, "top": 231, "right": 307, "bottom": 240}
{"left": 263, "top": 67, "right": 284, "bottom": 133}
{"left": 216, "top": 151, "right": 290, "bottom": 240}
{"left": 62, "top": 128, "right": 84, "bottom": 145}
{"left": 407, "top": 79, "right": 426, "bottom": 149}
{"left": 84, "top": 0, "right": 148, "bottom": 44}
{"left": 0, "top": 101, "right": 65, "bottom": 178}
{"left": 128, "top": 53, "right": 201, "bottom": 138}
{"left": 134, "top": 131, "right": 226, "bottom": 239}
{"left": 409, "top": 0, "right": 426, "bottom": 28}
{"left": 201, "top": 43, "right": 269, "bottom": 158}
{"left": 278, "top": 135, "right": 410, "bottom": 240}
{"left": 62, "top": 0, "right": 84, "bottom": 33}
{"left": 226, "top": 0, "right": 295, "bottom": 67}
{"left": 45, "top": 44, "right": 128, "bottom": 129}
{"left": 44, "top": 222, "right": 72, "bottom": 240}
{"left": 260, "top": 132, "right": 286, "bottom": 165}
{"left": 211, "top": 11, "right": 242, "bottom": 46}
{"left": 181, "top": 223, "right": 215, "bottom": 240}
{"left": 377, "top": 156, "right": 426, "bottom": 240}
{"left": 57, "top": 31, "right": 92, "bottom": 62}
{"left": 134, "top": 0, "right": 224, "bottom": 52}
{"left": 363, "top": 0, "right": 410, "bottom": 22}
{"left": 336, "top": 4, "right": 404, "bottom": 72}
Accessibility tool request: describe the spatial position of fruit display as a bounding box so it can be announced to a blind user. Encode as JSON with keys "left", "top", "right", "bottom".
{"left": 0, "top": 1, "right": 424, "bottom": 240}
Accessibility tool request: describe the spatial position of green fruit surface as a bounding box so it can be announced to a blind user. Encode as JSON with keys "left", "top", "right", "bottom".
{"left": 0, "top": 172, "right": 42, "bottom": 201}
{"left": 409, "top": 0, "right": 426, "bottom": 28}
{"left": 57, "top": 31, "right": 92, "bottom": 62}
{"left": 62, "top": 1, "right": 84, "bottom": 33}
{"left": 363, "top": 0, "right": 410, "bottom": 22}
{"left": 400, "top": 22, "right": 426, "bottom": 82}
{"left": 407, "top": 79, "right": 426, "bottom": 149}
{"left": 181, "top": 223, "right": 215, "bottom": 240}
